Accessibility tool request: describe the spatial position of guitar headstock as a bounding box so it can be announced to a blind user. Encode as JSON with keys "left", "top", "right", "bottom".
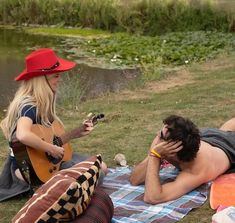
{"left": 87, "top": 113, "right": 105, "bottom": 125}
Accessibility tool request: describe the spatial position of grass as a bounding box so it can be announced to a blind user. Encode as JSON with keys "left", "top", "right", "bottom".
{"left": 26, "top": 27, "right": 111, "bottom": 38}
{"left": 1, "top": 54, "right": 235, "bottom": 222}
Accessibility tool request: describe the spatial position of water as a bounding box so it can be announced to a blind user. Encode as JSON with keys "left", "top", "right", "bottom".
{"left": 0, "top": 27, "right": 64, "bottom": 110}
{"left": 217, "top": 0, "right": 235, "bottom": 11}
{"left": 0, "top": 28, "right": 140, "bottom": 110}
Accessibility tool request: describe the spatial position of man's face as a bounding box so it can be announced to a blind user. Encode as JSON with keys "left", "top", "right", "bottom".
{"left": 159, "top": 124, "right": 170, "bottom": 141}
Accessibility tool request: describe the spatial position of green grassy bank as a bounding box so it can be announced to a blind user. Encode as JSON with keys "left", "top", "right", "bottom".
{"left": 23, "top": 27, "right": 235, "bottom": 84}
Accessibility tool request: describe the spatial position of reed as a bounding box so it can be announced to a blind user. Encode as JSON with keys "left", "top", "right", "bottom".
{"left": 57, "top": 69, "right": 85, "bottom": 110}
{"left": 0, "top": 0, "right": 234, "bottom": 34}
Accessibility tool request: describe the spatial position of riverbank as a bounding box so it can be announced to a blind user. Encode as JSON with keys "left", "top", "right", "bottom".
{"left": 2, "top": 25, "right": 235, "bottom": 81}
{"left": 24, "top": 26, "right": 235, "bottom": 112}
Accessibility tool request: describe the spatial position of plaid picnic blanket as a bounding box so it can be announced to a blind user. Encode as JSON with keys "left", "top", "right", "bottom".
{"left": 101, "top": 166, "right": 208, "bottom": 223}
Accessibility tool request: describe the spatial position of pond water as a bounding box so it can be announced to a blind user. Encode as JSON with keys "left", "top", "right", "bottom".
{"left": 0, "top": 28, "right": 140, "bottom": 111}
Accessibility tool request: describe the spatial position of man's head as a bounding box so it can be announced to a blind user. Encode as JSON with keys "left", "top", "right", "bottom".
{"left": 162, "top": 115, "right": 200, "bottom": 162}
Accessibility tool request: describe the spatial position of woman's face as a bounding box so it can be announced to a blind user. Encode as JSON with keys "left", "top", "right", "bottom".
{"left": 46, "top": 73, "right": 62, "bottom": 92}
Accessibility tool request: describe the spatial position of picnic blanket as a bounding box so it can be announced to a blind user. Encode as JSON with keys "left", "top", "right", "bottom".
{"left": 101, "top": 166, "right": 209, "bottom": 223}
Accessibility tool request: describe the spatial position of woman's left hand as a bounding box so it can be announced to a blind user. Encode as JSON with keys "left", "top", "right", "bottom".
{"left": 79, "top": 119, "right": 94, "bottom": 136}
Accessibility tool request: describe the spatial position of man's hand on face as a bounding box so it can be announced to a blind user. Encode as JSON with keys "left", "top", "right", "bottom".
{"left": 150, "top": 140, "right": 183, "bottom": 159}
{"left": 150, "top": 134, "right": 161, "bottom": 149}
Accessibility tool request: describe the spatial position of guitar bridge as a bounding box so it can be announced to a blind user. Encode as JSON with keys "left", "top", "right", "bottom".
{"left": 45, "top": 135, "right": 64, "bottom": 165}
{"left": 21, "top": 160, "right": 31, "bottom": 185}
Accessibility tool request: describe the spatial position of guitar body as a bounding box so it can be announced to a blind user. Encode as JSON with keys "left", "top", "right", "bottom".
{"left": 12, "top": 120, "right": 72, "bottom": 185}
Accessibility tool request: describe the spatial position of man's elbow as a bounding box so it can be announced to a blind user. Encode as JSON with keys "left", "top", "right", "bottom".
{"left": 129, "top": 175, "right": 140, "bottom": 186}
{"left": 144, "top": 194, "right": 158, "bottom": 204}
{"left": 143, "top": 193, "right": 166, "bottom": 205}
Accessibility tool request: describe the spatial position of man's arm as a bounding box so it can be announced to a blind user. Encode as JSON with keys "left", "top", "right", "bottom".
{"left": 130, "top": 156, "right": 148, "bottom": 185}
{"left": 130, "top": 134, "right": 182, "bottom": 186}
{"left": 220, "top": 118, "right": 235, "bottom": 131}
{"left": 130, "top": 133, "right": 162, "bottom": 185}
{"left": 144, "top": 155, "right": 205, "bottom": 204}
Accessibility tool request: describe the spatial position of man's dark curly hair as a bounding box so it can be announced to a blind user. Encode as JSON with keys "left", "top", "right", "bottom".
{"left": 163, "top": 115, "right": 201, "bottom": 162}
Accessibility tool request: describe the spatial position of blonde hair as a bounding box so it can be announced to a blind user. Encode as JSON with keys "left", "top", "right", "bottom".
{"left": 0, "top": 75, "right": 61, "bottom": 140}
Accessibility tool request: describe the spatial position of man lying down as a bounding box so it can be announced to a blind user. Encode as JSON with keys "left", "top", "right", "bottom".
{"left": 130, "top": 115, "right": 235, "bottom": 204}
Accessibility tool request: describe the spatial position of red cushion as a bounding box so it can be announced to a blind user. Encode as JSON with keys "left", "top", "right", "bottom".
{"left": 72, "top": 187, "right": 114, "bottom": 223}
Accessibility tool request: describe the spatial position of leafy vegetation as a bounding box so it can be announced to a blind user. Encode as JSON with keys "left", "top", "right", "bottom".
{"left": 55, "top": 30, "right": 235, "bottom": 82}
{"left": 75, "top": 31, "right": 235, "bottom": 66}
{"left": 25, "top": 26, "right": 235, "bottom": 83}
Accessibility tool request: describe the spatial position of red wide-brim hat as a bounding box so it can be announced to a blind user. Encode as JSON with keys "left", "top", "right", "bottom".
{"left": 15, "top": 48, "right": 76, "bottom": 81}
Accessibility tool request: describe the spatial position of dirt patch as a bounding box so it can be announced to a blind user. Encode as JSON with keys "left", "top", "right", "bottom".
{"left": 105, "top": 55, "right": 235, "bottom": 102}
{"left": 112, "top": 68, "right": 194, "bottom": 101}
{"left": 198, "top": 55, "right": 235, "bottom": 73}
{"left": 146, "top": 69, "right": 194, "bottom": 92}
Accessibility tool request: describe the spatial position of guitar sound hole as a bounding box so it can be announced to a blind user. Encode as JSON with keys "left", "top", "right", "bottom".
{"left": 45, "top": 136, "right": 64, "bottom": 164}
{"left": 46, "top": 153, "right": 62, "bottom": 164}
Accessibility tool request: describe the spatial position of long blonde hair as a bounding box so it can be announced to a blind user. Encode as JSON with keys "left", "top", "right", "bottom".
{"left": 1, "top": 75, "right": 60, "bottom": 140}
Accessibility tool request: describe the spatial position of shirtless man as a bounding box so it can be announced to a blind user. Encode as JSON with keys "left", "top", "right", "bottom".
{"left": 130, "top": 115, "right": 235, "bottom": 204}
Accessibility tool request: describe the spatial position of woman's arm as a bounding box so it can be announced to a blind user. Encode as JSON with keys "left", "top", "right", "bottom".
{"left": 16, "top": 117, "right": 64, "bottom": 159}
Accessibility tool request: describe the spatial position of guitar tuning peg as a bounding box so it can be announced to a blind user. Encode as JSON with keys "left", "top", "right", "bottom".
{"left": 87, "top": 112, "right": 93, "bottom": 118}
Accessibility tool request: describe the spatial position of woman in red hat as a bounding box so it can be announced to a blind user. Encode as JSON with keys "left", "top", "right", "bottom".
{"left": 0, "top": 48, "right": 107, "bottom": 201}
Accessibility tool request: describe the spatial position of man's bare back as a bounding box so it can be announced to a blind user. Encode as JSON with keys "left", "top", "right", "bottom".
{"left": 179, "top": 141, "right": 230, "bottom": 182}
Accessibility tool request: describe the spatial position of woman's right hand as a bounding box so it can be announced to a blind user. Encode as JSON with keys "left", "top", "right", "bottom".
{"left": 47, "top": 145, "right": 64, "bottom": 159}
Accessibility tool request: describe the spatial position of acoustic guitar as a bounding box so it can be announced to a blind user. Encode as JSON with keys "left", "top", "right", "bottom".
{"left": 11, "top": 114, "right": 104, "bottom": 185}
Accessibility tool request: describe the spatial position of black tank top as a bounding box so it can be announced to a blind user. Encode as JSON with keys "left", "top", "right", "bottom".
{"left": 200, "top": 128, "right": 235, "bottom": 173}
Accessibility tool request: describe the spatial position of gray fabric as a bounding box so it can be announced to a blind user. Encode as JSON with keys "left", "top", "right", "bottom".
{"left": 0, "top": 155, "right": 30, "bottom": 202}
{"left": 200, "top": 128, "right": 235, "bottom": 173}
{"left": 60, "top": 153, "right": 89, "bottom": 169}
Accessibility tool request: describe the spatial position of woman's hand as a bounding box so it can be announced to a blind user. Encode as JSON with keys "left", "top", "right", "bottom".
{"left": 79, "top": 119, "right": 94, "bottom": 137}
{"left": 48, "top": 144, "right": 64, "bottom": 159}
{"left": 150, "top": 140, "right": 182, "bottom": 159}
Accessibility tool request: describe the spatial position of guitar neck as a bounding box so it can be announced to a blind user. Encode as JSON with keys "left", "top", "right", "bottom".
{"left": 59, "top": 127, "right": 82, "bottom": 145}
{"left": 59, "top": 114, "right": 104, "bottom": 145}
